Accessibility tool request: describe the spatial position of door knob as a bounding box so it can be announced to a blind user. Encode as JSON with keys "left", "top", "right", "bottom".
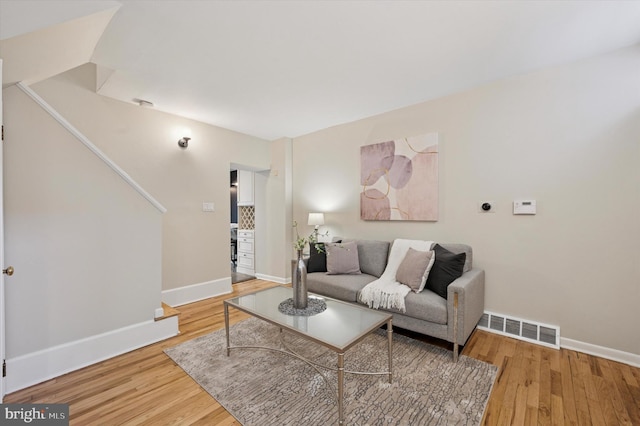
{"left": 3, "top": 266, "right": 14, "bottom": 276}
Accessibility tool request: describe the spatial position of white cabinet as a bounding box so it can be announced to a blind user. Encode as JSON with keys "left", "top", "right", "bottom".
{"left": 237, "top": 170, "right": 254, "bottom": 206}
{"left": 235, "top": 171, "right": 255, "bottom": 275}
{"left": 236, "top": 229, "right": 254, "bottom": 275}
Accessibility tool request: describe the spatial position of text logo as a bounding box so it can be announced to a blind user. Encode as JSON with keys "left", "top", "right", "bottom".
{"left": 1, "top": 404, "right": 69, "bottom": 425}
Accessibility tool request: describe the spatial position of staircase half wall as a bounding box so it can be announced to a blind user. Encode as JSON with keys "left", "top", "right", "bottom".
{"left": 3, "top": 83, "right": 174, "bottom": 393}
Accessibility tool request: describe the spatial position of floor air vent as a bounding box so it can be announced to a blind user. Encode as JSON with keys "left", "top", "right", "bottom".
{"left": 477, "top": 311, "right": 560, "bottom": 349}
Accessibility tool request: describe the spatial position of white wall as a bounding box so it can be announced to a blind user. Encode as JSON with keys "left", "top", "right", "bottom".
{"left": 292, "top": 46, "right": 640, "bottom": 357}
{"left": 28, "top": 64, "right": 272, "bottom": 292}
{"left": 255, "top": 138, "right": 293, "bottom": 282}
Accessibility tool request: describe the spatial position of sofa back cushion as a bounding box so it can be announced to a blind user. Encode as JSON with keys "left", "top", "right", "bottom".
{"left": 331, "top": 239, "right": 472, "bottom": 276}
{"left": 341, "top": 239, "right": 390, "bottom": 278}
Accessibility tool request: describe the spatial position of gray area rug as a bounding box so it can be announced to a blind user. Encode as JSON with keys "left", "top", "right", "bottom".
{"left": 165, "top": 317, "right": 497, "bottom": 425}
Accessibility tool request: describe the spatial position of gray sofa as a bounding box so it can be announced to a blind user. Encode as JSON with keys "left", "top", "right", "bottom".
{"left": 305, "top": 239, "right": 485, "bottom": 361}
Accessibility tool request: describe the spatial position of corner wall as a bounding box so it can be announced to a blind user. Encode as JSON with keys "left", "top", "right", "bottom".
{"left": 255, "top": 138, "right": 293, "bottom": 282}
{"left": 291, "top": 45, "right": 640, "bottom": 358}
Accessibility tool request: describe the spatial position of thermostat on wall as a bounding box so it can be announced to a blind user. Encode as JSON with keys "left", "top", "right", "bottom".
{"left": 513, "top": 200, "right": 536, "bottom": 215}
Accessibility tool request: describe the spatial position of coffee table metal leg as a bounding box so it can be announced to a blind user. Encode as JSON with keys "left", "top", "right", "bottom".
{"left": 387, "top": 318, "right": 393, "bottom": 383}
{"left": 338, "top": 352, "right": 344, "bottom": 425}
{"left": 224, "top": 302, "right": 230, "bottom": 356}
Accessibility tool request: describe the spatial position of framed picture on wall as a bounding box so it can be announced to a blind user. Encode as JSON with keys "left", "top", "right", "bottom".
{"left": 360, "top": 132, "right": 438, "bottom": 221}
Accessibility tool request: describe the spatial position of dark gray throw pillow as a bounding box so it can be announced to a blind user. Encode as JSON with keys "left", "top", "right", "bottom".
{"left": 425, "top": 244, "right": 466, "bottom": 299}
{"left": 307, "top": 243, "right": 327, "bottom": 273}
{"left": 307, "top": 240, "right": 341, "bottom": 273}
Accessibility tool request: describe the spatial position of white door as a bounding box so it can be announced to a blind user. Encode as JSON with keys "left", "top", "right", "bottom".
{"left": 0, "top": 59, "right": 6, "bottom": 400}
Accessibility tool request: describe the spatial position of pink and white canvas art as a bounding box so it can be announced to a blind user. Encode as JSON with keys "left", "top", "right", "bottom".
{"left": 360, "top": 133, "right": 438, "bottom": 221}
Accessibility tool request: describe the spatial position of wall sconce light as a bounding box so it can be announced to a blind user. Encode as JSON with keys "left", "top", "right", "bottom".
{"left": 307, "top": 212, "right": 325, "bottom": 231}
{"left": 178, "top": 136, "right": 191, "bottom": 148}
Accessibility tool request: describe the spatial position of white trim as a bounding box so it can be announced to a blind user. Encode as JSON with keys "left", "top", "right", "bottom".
{"left": 255, "top": 273, "right": 289, "bottom": 285}
{"left": 236, "top": 266, "right": 255, "bottom": 275}
{"left": 561, "top": 338, "right": 640, "bottom": 368}
{"left": 15, "top": 82, "right": 167, "bottom": 214}
{"left": 162, "top": 278, "right": 232, "bottom": 307}
{"left": 6, "top": 317, "right": 178, "bottom": 393}
{"left": 0, "top": 58, "right": 5, "bottom": 402}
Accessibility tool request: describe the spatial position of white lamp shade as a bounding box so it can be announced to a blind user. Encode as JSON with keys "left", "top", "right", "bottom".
{"left": 307, "top": 213, "right": 325, "bottom": 226}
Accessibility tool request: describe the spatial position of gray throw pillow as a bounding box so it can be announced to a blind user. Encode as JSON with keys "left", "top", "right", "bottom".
{"left": 326, "top": 241, "right": 361, "bottom": 275}
{"left": 395, "top": 248, "right": 435, "bottom": 292}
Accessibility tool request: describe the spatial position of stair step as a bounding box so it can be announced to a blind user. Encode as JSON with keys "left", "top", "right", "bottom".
{"left": 155, "top": 302, "right": 180, "bottom": 321}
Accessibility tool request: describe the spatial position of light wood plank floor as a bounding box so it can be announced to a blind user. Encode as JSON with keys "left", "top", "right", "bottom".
{"left": 5, "top": 279, "right": 639, "bottom": 425}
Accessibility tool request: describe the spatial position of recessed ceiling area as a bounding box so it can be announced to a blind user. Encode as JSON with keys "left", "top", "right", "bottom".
{"left": 2, "top": 0, "right": 640, "bottom": 140}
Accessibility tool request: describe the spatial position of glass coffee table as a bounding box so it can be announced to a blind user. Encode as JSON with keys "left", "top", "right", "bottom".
{"left": 224, "top": 285, "right": 393, "bottom": 425}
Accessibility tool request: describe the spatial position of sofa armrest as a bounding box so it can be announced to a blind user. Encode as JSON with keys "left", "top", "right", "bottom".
{"left": 447, "top": 268, "right": 485, "bottom": 346}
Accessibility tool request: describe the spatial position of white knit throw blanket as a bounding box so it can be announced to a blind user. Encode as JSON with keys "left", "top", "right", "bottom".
{"left": 359, "top": 239, "right": 434, "bottom": 312}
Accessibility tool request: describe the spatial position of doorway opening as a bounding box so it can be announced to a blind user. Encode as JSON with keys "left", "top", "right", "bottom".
{"left": 230, "top": 169, "right": 255, "bottom": 284}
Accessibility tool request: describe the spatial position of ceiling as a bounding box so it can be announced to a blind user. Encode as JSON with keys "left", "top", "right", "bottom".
{"left": 2, "top": 1, "right": 640, "bottom": 140}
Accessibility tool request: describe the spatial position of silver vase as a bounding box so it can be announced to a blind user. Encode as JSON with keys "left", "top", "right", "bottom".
{"left": 292, "top": 249, "right": 308, "bottom": 309}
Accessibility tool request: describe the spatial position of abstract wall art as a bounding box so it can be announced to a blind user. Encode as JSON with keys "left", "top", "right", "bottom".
{"left": 360, "top": 133, "right": 438, "bottom": 221}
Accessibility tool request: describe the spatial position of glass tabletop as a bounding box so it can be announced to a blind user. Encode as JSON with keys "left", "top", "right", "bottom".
{"left": 225, "top": 286, "right": 392, "bottom": 352}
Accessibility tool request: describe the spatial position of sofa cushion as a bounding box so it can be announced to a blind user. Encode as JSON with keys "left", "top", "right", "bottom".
{"left": 396, "top": 248, "right": 435, "bottom": 292}
{"left": 326, "top": 241, "right": 361, "bottom": 275}
{"left": 405, "top": 289, "right": 448, "bottom": 324}
{"left": 307, "top": 272, "right": 376, "bottom": 302}
{"left": 342, "top": 239, "right": 390, "bottom": 278}
{"left": 426, "top": 244, "right": 466, "bottom": 299}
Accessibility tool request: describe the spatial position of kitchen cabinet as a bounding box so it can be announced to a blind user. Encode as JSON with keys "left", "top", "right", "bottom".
{"left": 237, "top": 170, "right": 254, "bottom": 206}
{"left": 236, "top": 229, "right": 255, "bottom": 275}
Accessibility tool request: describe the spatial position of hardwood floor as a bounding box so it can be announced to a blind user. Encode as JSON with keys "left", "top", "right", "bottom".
{"left": 5, "top": 279, "right": 639, "bottom": 425}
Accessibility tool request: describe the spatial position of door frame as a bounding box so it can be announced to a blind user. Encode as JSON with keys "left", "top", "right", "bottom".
{"left": 1, "top": 58, "right": 6, "bottom": 400}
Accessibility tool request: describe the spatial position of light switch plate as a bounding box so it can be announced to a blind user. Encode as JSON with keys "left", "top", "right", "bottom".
{"left": 202, "top": 202, "right": 215, "bottom": 212}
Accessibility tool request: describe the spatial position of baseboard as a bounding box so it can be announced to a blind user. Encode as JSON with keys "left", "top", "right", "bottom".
{"left": 162, "top": 277, "right": 232, "bottom": 307}
{"left": 6, "top": 317, "right": 179, "bottom": 393}
{"left": 561, "top": 337, "right": 640, "bottom": 368}
{"left": 236, "top": 266, "right": 255, "bottom": 276}
{"left": 254, "top": 273, "right": 289, "bottom": 285}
